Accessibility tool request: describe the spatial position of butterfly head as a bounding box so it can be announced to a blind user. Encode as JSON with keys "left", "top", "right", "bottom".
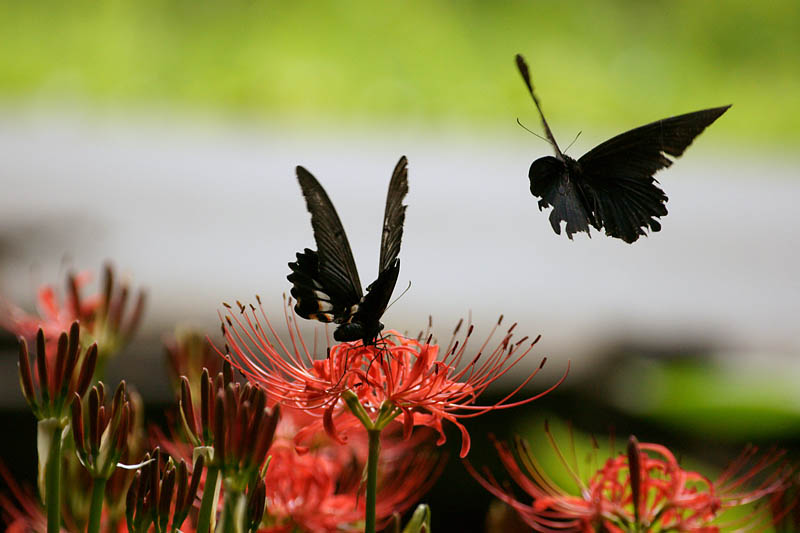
{"left": 529, "top": 156, "right": 566, "bottom": 196}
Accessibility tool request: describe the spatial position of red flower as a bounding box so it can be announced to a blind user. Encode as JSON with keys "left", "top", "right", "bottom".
{"left": 261, "top": 420, "right": 444, "bottom": 533}
{"left": 0, "top": 461, "right": 131, "bottom": 533}
{"left": 466, "top": 427, "right": 793, "bottom": 532}
{"left": 152, "top": 407, "right": 443, "bottom": 533}
{"left": 0, "top": 462, "right": 50, "bottom": 533}
{"left": 1, "top": 270, "right": 95, "bottom": 345}
{"left": 221, "top": 298, "right": 568, "bottom": 456}
{"left": 1, "top": 264, "right": 145, "bottom": 368}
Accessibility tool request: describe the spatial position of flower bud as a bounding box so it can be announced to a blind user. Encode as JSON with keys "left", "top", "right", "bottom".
{"left": 18, "top": 322, "right": 97, "bottom": 422}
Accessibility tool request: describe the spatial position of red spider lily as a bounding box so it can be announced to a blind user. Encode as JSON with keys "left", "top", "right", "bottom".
{"left": 0, "top": 461, "right": 115, "bottom": 533}
{"left": 152, "top": 407, "right": 443, "bottom": 533}
{"left": 1, "top": 271, "right": 95, "bottom": 343}
{"left": 466, "top": 428, "right": 794, "bottom": 533}
{"left": 1, "top": 264, "right": 145, "bottom": 367}
{"left": 0, "top": 461, "right": 52, "bottom": 533}
{"left": 262, "top": 431, "right": 443, "bottom": 533}
{"left": 220, "top": 298, "right": 569, "bottom": 457}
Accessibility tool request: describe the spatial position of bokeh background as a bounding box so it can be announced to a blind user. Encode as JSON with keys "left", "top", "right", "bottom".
{"left": 1, "top": 1, "right": 799, "bottom": 531}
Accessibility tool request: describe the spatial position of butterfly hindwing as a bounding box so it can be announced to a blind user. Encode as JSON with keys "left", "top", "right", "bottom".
{"left": 288, "top": 248, "right": 351, "bottom": 323}
{"left": 577, "top": 106, "right": 730, "bottom": 242}
{"left": 579, "top": 173, "right": 668, "bottom": 243}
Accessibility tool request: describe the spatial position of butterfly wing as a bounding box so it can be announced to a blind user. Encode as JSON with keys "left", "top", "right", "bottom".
{"left": 356, "top": 156, "right": 409, "bottom": 326}
{"left": 379, "top": 156, "right": 409, "bottom": 273}
{"left": 354, "top": 258, "right": 401, "bottom": 331}
{"left": 288, "top": 166, "right": 362, "bottom": 323}
{"left": 578, "top": 105, "right": 730, "bottom": 242}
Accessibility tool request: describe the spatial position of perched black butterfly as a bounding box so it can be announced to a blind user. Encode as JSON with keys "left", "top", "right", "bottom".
{"left": 287, "top": 156, "right": 409, "bottom": 346}
{"left": 515, "top": 53, "right": 730, "bottom": 243}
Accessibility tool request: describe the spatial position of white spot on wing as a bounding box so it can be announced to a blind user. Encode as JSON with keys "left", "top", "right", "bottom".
{"left": 313, "top": 290, "right": 331, "bottom": 301}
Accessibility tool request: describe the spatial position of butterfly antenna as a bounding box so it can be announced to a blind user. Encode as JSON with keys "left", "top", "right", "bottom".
{"left": 564, "top": 131, "right": 582, "bottom": 154}
{"left": 516, "top": 118, "right": 550, "bottom": 144}
{"left": 515, "top": 53, "right": 563, "bottom": 158}
{"left": 384, "top": 280, "right": 412, "bottom": 312}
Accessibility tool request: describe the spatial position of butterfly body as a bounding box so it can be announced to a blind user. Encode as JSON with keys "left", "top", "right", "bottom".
{"left": 516, "top": 53, "right": 729, "bottom": 243}
{"left": 529, "top": 154, "right": 598, "bottom": 238}
{"left": 288, "top": 157, "right": 408, "bottom": 346}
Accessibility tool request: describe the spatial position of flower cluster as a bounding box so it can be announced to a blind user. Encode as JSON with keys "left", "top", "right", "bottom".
{"left": 7, "top": 269, "right": 149, "bottom": 533}
{"left": 18, "top": 323, "right": 97, "bottom": 423}
{"left": 71, "top": 382, "right": 135, "bottom": 481}
{"left": 125, "top": 447, "right": 205, "bottom": 533}
{"left": 154, "top": 400, "right": 444, "bottom": 533}
{"left": 178, "top": 364, "right": 280, "bottom": 483}
{"left": 3, "top": 257, "right": 796, "bottom": 533}
{"left": 2, "top": 264, "right": 145, "bottom": 376}
{"left": 466, "top": 426, "right": 794, "bottom": 532}
{"left": 260, "top": 413, "right": 444, "bottom": 532}
{"left": 220, "top": 298, "right": 568, "bottom": 457}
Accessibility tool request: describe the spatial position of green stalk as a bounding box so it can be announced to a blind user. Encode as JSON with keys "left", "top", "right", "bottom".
{"left": 365, "top": 428, "right": 381, "bottom": 533}
{"left": 86, "top": 477, "right": 107, "bottom": 533}
{"left": 196, "top": 465, "right": 221, "bottom": 533}
{"left": 217, "top": 486, "right": 246, "bottom": 533}
{"left": 44, "top": 425, "right": 63, "bottom": 533}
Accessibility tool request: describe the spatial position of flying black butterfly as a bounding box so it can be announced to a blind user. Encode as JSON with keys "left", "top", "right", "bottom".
{"left": 515, "top": 53, "right": 730, "bottom": 243}
{"left": 287, "top": 156, "right": 408, "bottom": 346}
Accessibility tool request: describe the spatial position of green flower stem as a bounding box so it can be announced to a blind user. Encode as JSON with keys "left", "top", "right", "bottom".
{"left": 365, "top": 428, "right": 382, "bottom": 533}
{"left": 196, "top": 465, "right": 221, "bottom": 533}
{"left": 44, "top": 424, "right": 63, "bottom": 533}
{"left": 86, "top": 477, "right": 107, "bottom": 533}
{"left": 218, "top": 485, "right": 246, "bottom": 533}
{"left": 342, "top": 392, "right": 399, "bottom": 533}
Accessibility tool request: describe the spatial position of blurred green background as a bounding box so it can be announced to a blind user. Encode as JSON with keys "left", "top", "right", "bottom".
{"left": 1, "top": 0, "right": 798, "bottom": 147}
{"left": 1, "top": 1, "right": 799, "bottom": 531}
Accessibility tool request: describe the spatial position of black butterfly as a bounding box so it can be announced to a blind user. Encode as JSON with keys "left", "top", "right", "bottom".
{"left": 515, "top": 53, "right": 730, "bottom": 243}
{"left": 287, "top": 156, "right": 409, "bottom": 346}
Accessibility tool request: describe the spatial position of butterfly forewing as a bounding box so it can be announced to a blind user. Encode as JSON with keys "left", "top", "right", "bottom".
{"left": 579, "top": 106, "right": 731, "bottom": 179}
{"left": 576, "top": 106, "right": 730, "bottom": 242}
{"left": 379, "top": 156, "right": 409, "bottom": 273}
{"left": 292, "top": 167, "right": 362, "bottom": 316}
{"left": 515, "top": 54, "right": 562, "bottom": 156}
